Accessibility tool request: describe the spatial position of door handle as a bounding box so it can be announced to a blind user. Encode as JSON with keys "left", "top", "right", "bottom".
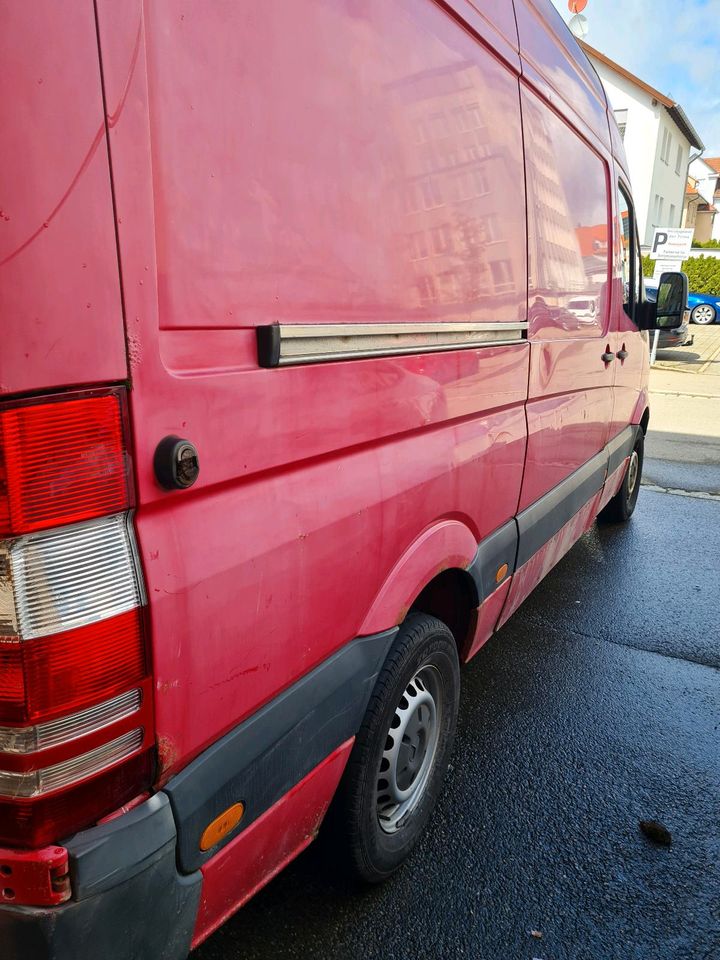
{"left": 616, "top": 348, "right": 629, "bottom": 361}
{"left": 601, "top": 350, "right": 615, "bottom": 364}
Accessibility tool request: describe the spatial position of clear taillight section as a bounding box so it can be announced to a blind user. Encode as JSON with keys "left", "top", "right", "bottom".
{"left": 0, "top": 729, "right": 144, "bottom": 798}
{"left": 0, "top": 689, "right": 142, "bottom": 754}
{"left": 0, "top": 389, "right": 153, "bottom": 849}
{"left": 1, "top": 513, "right": 143, "bottom": 642}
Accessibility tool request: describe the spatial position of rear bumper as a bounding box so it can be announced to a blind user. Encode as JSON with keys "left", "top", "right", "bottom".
{"left": 0, "top": 794, "right": 201, "bottom": 960}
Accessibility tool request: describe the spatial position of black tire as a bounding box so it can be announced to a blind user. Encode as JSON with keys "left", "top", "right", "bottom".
{"left": 690, "top": 303, "right": 716, "bottom": 325}
{"left": 598, "top": 429, "right": 644, "bottom": 524}
{"left": 332, "top": 613, "right": 460, "bottom": 883}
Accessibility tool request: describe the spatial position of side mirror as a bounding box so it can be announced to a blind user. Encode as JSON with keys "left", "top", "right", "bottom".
{"left": 654, "top": 271, "right": 688, "bottom": 329}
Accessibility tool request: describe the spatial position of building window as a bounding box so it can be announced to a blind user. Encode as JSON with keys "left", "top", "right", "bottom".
{"left": 675, "top": 144, "right": 683, "bottom": 175}
{"left": 453, "top": 168, "right": 488, "bottom": 201}
{"left": 669, "top": 203, "right": 676, "bottom": 225}
{"left": 429, "top": 112, "right": 450, "bottom": 140}
{"left": 660, "top": 129, "right": 668, "bottom": 164}
{"left": 404, "top": 184, "right": 420, "bottom": 215}
{"left": 431, "top": 224, "right": 452, "bottom": 256}
{"left": 419, "top": 177, "right": 443, "bottom": 210}
{"left": 482, "top": 214, "right": 500, "bottom": 243}
{"left": 490, "top": 259, "right": 514, "bottom": 293}
{"left": 409, "top": 231, "right": 429, "bottom": 261}
{"left": 438, "top": 271, "right": 460, "bottom": 303}
{"left": 614, "top": 109, "right": 627, "bottom": 141}
{"left": 660, "top": 128, "right": 673, "bottom": 165}
{"left": 657, "top": 196, "right": 664, "bottom": 222}
{"left": 417, "top": 275, "right": 437, "bottom": 305}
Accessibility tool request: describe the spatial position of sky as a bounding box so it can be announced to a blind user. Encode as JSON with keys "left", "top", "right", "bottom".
{"left": 548, "top": 0, "right": 720, "bottom": 156}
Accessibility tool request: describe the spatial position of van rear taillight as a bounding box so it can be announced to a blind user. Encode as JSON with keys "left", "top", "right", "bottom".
{"left": 0, "top": 389, "right": 153, "bottom": 850}
{"left": 0, "top": 393, "right": 130, "bottom": 537}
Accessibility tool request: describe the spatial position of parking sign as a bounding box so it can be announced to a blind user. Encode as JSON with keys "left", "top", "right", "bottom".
{"left": 650, "top": 228, "right": 694, "bottom": 260}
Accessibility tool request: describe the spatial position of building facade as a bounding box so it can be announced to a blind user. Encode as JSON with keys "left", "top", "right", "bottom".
{"left": 580, "top": 42, "right": 703, "bottom": 246}
{"left": 688, "top": 156, "right": 720, "bottom": 241}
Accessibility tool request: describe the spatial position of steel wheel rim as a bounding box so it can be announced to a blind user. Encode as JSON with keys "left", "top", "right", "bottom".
{"left": 693, "top": 304, "right": 714, "bottom": 324}
{"left": 376, "top": 664, "right": 442, "bottom": 834}
{"left": 627, "top": 450, "right": 639, "bottom": 496}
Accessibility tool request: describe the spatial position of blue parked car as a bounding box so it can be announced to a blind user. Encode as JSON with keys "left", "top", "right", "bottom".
{"left": 645, "top": 281, "right": 718, "bottom": 326}
{"left": 686, "top": 291, "right": 719, "bottom": 325}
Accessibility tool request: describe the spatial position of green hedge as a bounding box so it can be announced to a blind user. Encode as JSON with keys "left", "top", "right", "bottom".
{"left": 642, "top": 254, "right": 720, "bottom": 295}
{"left": 692, "top": 239, "right": 720, "bottom": 249}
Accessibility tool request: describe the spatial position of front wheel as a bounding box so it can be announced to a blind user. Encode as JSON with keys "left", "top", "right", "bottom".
{"left": 690, "top": 303, "right": 716, "bottom": 325}
{"left": 598, "top": 430, "right": 644, "bottom": 524}
{"left": 332, "top": 613, "right": 460, "bottom": 883}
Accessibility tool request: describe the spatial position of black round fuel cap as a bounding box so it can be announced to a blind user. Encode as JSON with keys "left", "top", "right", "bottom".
{"left": 154, "top": 436, "right": 200, "bottom": 490}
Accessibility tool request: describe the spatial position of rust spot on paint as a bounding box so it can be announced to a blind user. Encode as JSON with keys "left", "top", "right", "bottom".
{"left": 126, "top": 333, "right": 142, "bottom": 368}
{"left": 156, "top": 735, "right": 179, "bottom": 780}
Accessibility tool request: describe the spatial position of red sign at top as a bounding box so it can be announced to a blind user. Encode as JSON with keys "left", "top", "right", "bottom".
{"left": 568, "top": 0, "right": 588, "bottom": 11}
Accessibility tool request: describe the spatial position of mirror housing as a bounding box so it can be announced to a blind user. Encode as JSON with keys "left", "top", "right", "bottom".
{"left": 638, "top": 271, "right": 688, "bottom": 330}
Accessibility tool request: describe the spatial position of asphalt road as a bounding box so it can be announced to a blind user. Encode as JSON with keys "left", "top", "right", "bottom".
{"left": 197, "top": 457, "right": 720, "bottom": 960}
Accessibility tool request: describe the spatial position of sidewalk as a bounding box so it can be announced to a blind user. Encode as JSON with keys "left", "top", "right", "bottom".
{"left": 644, "top": 325, "right": 720, "bottom": 493}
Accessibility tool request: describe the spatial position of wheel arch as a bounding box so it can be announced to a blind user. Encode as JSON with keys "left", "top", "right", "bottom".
{"left": 356, "top": 520, "right": 479, "bottom": 648}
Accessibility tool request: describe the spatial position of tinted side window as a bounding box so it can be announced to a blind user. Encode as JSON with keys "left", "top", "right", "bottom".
{"left": 524, "top": 92, "right": 610, "bottom": 339}
{"left": 616, "top": 182, "right": 641, "bottom": 322}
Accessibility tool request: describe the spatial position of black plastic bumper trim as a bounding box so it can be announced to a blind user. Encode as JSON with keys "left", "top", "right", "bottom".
{"left": 164, "top": 628, "right": 398, "bottom": 874}
{"left": 65, "top": 793, "right": 176, "bottom": 900}
{"left": 516, "top": 450, "right": 607, "bottom": 568}
{"left": 607, "top": 425, "right": 636, "bottom": 476}
{"left": 0, "top": 838, "right": 201, "bottom": 960}
{"left": 467, "top": 519, "right": 519, "bottom": 602}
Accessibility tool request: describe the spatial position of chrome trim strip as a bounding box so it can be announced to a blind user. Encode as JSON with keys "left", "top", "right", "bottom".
{"left": 257, "top": 321, "right": 528, "bottom": 367}
{"left": 0, "top": 689, "right": 143, "bottom": 755}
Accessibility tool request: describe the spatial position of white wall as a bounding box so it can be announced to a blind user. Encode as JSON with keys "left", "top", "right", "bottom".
{"left": 588, "top": 58, "right": 691, "bottom": 245}
{"left": 689, "top": 157, "right": 717, "bottom": 204}
{"left": 648, "top": 118, "right": 691, "bottom": 241}
{"left": 688, "top": 157, "right": 720, "bottom": 241}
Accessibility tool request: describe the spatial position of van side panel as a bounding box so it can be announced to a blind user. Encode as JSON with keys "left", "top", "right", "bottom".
{"left": 0, "top": 1, "right": 126, "bottom": 397}
{"left": 516, "top": 87, "right": 614, "bottom": 511}
{"left": 512, "top": 0, "right": 610, "bottom": 152}
{"left": 498, "top": 12, "right": 621, "bottom": 623}
{"left": 95, "top": 0, "right": 529, "bottom": 830}
{"left": 609, "top": 164, "right": 650, "bottom": 437}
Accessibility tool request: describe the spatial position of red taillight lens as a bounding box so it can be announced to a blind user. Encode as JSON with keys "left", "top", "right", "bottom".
{"left": 0, "top": 750, "right": 153, "bottom": 848}
{"left": 0, "top": 610, "right": 146, "bottom": 725}
{"left": 0, "top": 389, "right": 154, "bottom": 858}
{"left": 0, "top": 392, "right": 130, "bottom": 537}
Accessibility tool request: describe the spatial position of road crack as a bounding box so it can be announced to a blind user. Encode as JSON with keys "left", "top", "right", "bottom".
{"left": 641, "top": 482, "right": 720, "bottom": 501}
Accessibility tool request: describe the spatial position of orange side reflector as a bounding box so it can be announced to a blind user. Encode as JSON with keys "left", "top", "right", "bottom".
{"left": 496, "top": 563, "right": 509, "bottom": 584}
{"left": 199, "top": 802, "right": 245, "bottom": 852}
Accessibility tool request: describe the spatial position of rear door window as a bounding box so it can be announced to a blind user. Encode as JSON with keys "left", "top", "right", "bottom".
{"left": 524, "top": 91, "right": 610, "bottom": 339}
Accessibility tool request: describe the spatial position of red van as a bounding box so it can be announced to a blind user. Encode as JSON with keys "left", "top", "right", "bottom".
{"left": 0, "top": 1, "right": 686, "bottom": 957}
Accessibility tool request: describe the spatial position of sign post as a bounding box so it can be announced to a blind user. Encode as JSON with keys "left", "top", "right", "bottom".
{"left": 650, "top": 330, "right": 661, "bottom": 366}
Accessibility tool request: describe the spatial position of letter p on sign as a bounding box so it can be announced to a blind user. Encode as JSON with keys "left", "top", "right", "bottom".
{"left": 652, "top": 231, "right": 668, "bottom": 255}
